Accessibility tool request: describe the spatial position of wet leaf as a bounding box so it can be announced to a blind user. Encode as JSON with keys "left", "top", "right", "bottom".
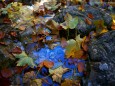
{"left": 12, "top": 47, "right": 22, "bottom": 54}
{"left": 85, "top": 18, "right": 92, "bottom": 25}
{"left": 77, "top": 62, "right": 85, "bottom": 72}
{"left": 0, "top": 31, "right": 5, "bottom": 39}
{"left": 64, "top": 13, "right": 79, "bottom": 29}
{"left": 31, "top": 79, "right": 42, "bottom": 86}
{"left": 87, "top": 13, "right": 94, "bottom": 19}
{"left": 1, "top": 68, "right": 13, "bottom": 78}
{"left": 39, "top": 60, "right": 54, "bottom": 69}
{"left": 14, "top": 52, "right": 36, "bottom": 68}
{"left": 61, "top": 37, "right": 68, "bottom": 48}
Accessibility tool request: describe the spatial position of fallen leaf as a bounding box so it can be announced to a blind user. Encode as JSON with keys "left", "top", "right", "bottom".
{"left": 61, "top": 37, "right": 68, "bottom": 48}
{"left": 61, "top": 79, "right": 80, "bottom": 86}
{"left": 74, "top": 50, "right": 84, "bottom": 59}
{"left": 12, "top": 47, "right": 22, "bottom": 54}
{"left": 85, "top": 18, "right": 92, "bottom": 25}
{"left": 0, "top": 31, "right": 5, "bottom": 39}
{"left": 19, "top": 25, "right": 26, "bottom": 31}
{"left": 1, "top": 68, "right": 13, "bottom": 78}
{"left": 64, "top": 13, "right": 79, "bottom": 29}
{"left": 87, "top": 13, "right": 94, "bottom": 19}
{"left": 77, "top": 62, "right": 85, "bottom": 72}
{"left": 14, "top": 51, "right": 36, "bottom": 68}
{"left": 39, "top": 60, "right": 54, "bottom": 69}
{"left": 78, "top": 5, "right": 85, "bottom": 11}
{"left": 31, "top": 79, "right": 42, "bottom": 86}
{"left": 49, "top": 66, "right": 69, "bottom": 83}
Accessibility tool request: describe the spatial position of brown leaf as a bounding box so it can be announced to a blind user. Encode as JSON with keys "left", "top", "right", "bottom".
{"left": 39, "top": 60, "right": 54, "bottom": 69}
{"left": 3, "top": 18, "right": 11, "bottom": 23}
{"left": 0, "top": 31, "right": 5, "bottom": 39}
{"left": 12, "top": 47, "right": 22, "bottom": 54}
{"left": 85, "top": 18, "right": 92, "bottom": 25}
{"left": 1, "top": 68, "right": 13, "bottom": 78}
{"left": 87, "top": 13, "right": 94, "bottom": 19}
{"left": 19, "top": 25, "right": 26, "bottom": 31}
{"left": 10, "top": 31, "right": 17, "bottom": 37}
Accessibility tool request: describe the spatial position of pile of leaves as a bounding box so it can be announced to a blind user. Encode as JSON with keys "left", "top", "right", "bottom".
{"left": 0, "top": 0, "right": 114, "bottom": 86}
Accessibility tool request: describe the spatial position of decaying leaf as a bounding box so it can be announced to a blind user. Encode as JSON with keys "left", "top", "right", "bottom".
{"left": 77, "top": 62, "right": 85, "bottom": 72}
{"left": 0, "top": 31, "right": 5, "bottom": 39}
{"left": 61, "top": 79, "right": 80, "bottom": 86}
{"left": 1, "top": 68, "right": 13, "bottom": 78}
{"left": 31, "top": 79, "right": 42, "bottom": 86}
{"left": 87, "top": 13, "right": 94, "bottom": 19}
{"left": 49, "top": 66, "right": 69, "bottom": 83}
{"left": 11, "top": 47, "right": 22, "bottom": 54}
{"left": 85, "top": 18, "right": 92, "bottom": 25}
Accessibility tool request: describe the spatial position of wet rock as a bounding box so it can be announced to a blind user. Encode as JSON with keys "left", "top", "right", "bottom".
{"left": 88, "top": 31, "right": 115, "bottom": 86}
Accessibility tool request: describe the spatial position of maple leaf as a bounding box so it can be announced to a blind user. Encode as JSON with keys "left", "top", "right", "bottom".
{"left": 49, "top": 66, "right": 69, "bottom": 83}
{"left": 14, "top": 52, "right": 36, "bottom": 68}
{"left": 61, "top": 13, "right": 79, "bottom": 29}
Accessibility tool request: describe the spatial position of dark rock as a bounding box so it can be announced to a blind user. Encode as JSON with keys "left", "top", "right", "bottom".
{"left": 53, "top": 5, "right": 112, "bottom": 37}
{"left": 88, "top": 31, "right": 115, "bottom": 86}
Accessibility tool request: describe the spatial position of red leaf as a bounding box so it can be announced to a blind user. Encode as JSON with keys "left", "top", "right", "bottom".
{"left": 87, "top": 13, "right": 94, "bottom": 19}
{"left": 0, "top": 31, "right": 5, "bottom": 39}
{"left": 1, "top": 68, "right": 13, "bottom": 78}
{"left": 10, "top": 31, "right": 17, "bottom": 37}
{"left": 12, "top": 47, "right": 22, "bottom": 54}
{"left": 3, "top": 18, "right": 11, "bottom": 23}
{"left": 77, "top": 62, "right": 85, "bottom": 72}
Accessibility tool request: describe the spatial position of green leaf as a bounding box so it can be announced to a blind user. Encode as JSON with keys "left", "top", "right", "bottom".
{"left": 63, "top": 13, "right": 79, "bottom": 29}
{"left": 68, "top": 17, "right": 78, "bottom": 29}
{"left": 17, "top": 57, "right": 36, "bottom": 68}
{"left": 14, "top": 52, "right": 36, "bottom": 67}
